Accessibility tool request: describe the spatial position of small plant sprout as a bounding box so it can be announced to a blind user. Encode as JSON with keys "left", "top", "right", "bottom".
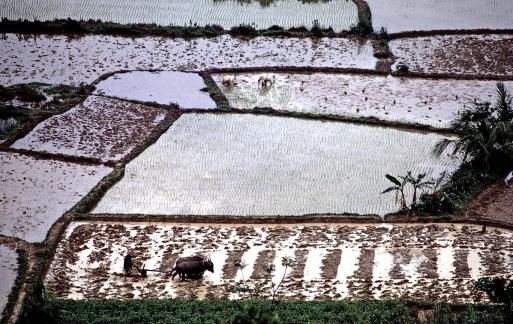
{"left": 270, "top": 256, "right": 294, "bottom": 302}
{"left": 228, "top": 257, "right": 294, "bottom": 301}
{"left": 228, "top": 260, "right": 255, "bottom": 299}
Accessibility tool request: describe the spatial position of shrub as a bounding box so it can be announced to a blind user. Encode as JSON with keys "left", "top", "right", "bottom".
{"left": 0, "top": 85, "right": 16, "bottom": 101}
{"left": 349, "top": 21, "right": 373, "bottom": 36}
{"left": 17, "top": 85, "right": 46, "bottom": 102}
{"left": 396, "top": 63, "right": 409, "bottom": 73}
{"left": 460, "top": 305, "right": 505, "bottom": 324}
{"left": 431, "top": 303, "right": 456, "bottom": 324}
{"left": 417, "top": 162, "right": 494, "bottom": 214}
{"left": 230, "top": 24, "right": 258, "bottom": 37}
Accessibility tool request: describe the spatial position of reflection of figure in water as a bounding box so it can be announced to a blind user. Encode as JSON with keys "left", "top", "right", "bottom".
{"left": 123, "top": 254, "right": 133, "bottom": 274}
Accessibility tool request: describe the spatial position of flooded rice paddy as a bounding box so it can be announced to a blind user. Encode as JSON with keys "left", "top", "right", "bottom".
{"left": 213, "top": 73, "right": 513, "bottom": 128}
{"left": 93, "top": 113, "right": 458, "bottom": 216}
{"left": 94, "top": 71, "right": 216, "bottom": 108}
{"left": 0, "top": 245, "right": 18, "bottom": 316}
{"left": 46, "top": 221, "right": 513, "bottom": 303}
{"left": 390, "top": 34, "right": 513, "bottom": 76}
{"left": 0, "top": 34, "right": 376, "bottom": 86}
{"left": 0, "top": 152, "right": 112, "bottom": 242}
{"left": 0, "top": 0, "right": 358, "bottom": 31}
{"left": 367, "top": 0, "right": 513, "bottom": 33}
{"left": 12, "top": 96, "right": 169, "bottom": 162}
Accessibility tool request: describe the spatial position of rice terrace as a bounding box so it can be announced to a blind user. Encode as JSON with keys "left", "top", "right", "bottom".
{"left": 0, "top": 1, "right": 513, "bottom": 323}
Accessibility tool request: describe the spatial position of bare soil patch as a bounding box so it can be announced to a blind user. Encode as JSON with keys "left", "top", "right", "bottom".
{"left": 466, "top": 180, "right": 513, "bottom": 223}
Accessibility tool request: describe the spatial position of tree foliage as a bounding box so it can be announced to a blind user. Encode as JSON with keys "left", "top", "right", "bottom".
{"left": 433, "top": 82, "right": 513, "bottom": 171}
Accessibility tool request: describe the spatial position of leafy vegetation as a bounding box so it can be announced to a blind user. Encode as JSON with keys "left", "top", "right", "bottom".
{"left": 382, "top": 171, "right": 433, "bottom": 215}
{"left": 434, "top": 83, "right": 513, "bottom": 171}
{"left": 0, "top": 84, "right": 45, "bottom": 103}
{"left": 427, "top": 302, "right": 507, "bottom": 324}
{"left": 349, "top": 20, "right": 373, "bottom": 36}
{"left": 0, "top": 18, "right": 367, "bottom": 38}
{"left": 0, "top": 83, "right": 91, "bottom": 141}
{"left": 21, "top": 299, "right": 416, "bottom": 324}
{"left": 418, "top": 83, "right": 513, "bottom": 215}
{"left": 474, "top": 277, "right": 513, "bottom": 322}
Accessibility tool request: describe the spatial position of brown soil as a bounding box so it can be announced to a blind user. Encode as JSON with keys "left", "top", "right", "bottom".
{"left": 250, "top": 250, "right": 276, "bottom": 279}
{"left": 466, "top": 181, "right": 513, "bottom": 223}
{"left": 321, "top": 249, "right": 342, "bottom": 279}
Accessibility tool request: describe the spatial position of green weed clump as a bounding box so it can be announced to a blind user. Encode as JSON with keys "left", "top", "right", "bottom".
{"left": 22, "top": 299, "right": 416, "bottom": 324}
{"left": 230, "top": 24, "right": 258, "bottom": 37}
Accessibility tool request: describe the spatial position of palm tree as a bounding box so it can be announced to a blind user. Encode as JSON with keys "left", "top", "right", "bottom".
{"left": 433, "top": 82, "right": 513, "bottom": 171}
{"left": 381, "top": 174, "right": 409, "bottom": 211}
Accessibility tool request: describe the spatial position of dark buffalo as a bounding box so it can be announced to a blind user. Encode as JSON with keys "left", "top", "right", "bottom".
{"left": 171, "top": 256, "right": 214, "bottom": 280}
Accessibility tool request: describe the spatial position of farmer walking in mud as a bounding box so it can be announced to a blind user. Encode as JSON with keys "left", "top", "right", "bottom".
{"left": 124, "top": 254, "right": 133, "bottom": 274}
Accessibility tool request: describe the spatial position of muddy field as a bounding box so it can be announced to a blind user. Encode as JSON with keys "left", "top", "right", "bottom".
{"left": 213, "top": 72, "right": 512, "bottom": 128}
{"left": 0, "top": 0, "right": 358, "bottom": 31}
{"left": 46, "top": 221, "right": 513, "bottom": 303}
{"left": 0, "top": 34, "right": 376, "bottom": 86}
{"left": 0, "top": 245, "right": 18, "bottom": 317}
{"left": 12, "top": 96, "right": 169, "bottom": 162}
{"left": 92, "top": 113, "right": 458, "bottom": 217}
{"left": 0, "top": 152, "right": 112, "bottom": 242}
{"left": 367, "top": 0, "right": 513, "bottom": 33}
{"left": 391, "top": 34, "right": 513, "bottom": 76}
{"left": 94, "top": 71, "right": 216, "bottom": 108}
{"left": 466, "top": 180, "right": 513, "bottom": 223}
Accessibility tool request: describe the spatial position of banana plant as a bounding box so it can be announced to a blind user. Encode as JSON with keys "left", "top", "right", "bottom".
{"left": 406, "top": 172, "right": 434, "bottom": 209}
{"left": 381, "top": 174, "right": 409, "bottom": 212}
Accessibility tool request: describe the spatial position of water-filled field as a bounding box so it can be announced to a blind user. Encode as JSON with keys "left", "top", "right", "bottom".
{"left": 93, "top": 113, "right": 458, "bottom": 216}
{"left": 391, "top": 34, "right": 513, "bottom": 76}
{"left": 12, "top": 96, "right": 169, "bottom": 162}
{"left": 213, "top": 73, "right": 513, "bottom": 128}
{"left": 0, "top": 152, "right": 112, "bottom": 242}
{"left": 46, "top": 221, "right": 513, "bottom": 303}
{"left": 0, "top": 34, "right": 376, "bottom": 86}
{"left": 367, "top": 0, "right": 513, "bottom": 33}
{"left": 0, "top": 0, "right": 358, "bottom": 31}
{"left": 94, "top": 71, "right": 216, "bottom": 108}
{"left": 0, "top": 245, "right": 17, "bottom": 316}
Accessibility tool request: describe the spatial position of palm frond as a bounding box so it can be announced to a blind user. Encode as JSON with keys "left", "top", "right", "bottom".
{"left": 433, "top": 138, "right": 454, "bottom": 157}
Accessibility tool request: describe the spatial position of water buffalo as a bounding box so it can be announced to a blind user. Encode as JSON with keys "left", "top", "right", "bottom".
{"left": 171, "top": 256, "right": 214, "bottom": 280}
